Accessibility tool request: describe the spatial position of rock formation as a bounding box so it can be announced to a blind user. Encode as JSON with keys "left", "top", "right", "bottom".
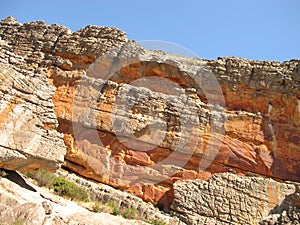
{"left": 0, "top": 24, "right": 66, "bottom": 172}
{"left": 171, "top": 172, "right": 300, "bottom": 224}
{"left": 0, "top": 16, "right": 299, "bottom": 224}
{"left": 0, "top": 169, "right": 150, "bottom": 225}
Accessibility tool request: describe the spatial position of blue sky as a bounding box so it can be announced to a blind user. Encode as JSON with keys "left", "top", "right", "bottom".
{"left": 0, "top": 0, "right": 299, "bottom": 62}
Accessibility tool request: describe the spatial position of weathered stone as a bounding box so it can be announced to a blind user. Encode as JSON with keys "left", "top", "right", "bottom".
{"left": 171, "top": 172, "right": 299, "bottom": 225}
{"left": 0, "top": 16, "right": 299, "bottom": 222}
{"left": 0, "top": 170, "right": 150, "bottom": 225}
{"left": 61, "top": 41, "right": 300, "bottom": 207}
{"left": 0, "top": 16, "right": 128, "bottom": 70}
{"left": 0, "top": 36, "right": 66, "bottom": 172}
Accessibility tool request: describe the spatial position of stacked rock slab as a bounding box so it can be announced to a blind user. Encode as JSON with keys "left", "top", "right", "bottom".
{"left": 0, "top": 30, "right": 66, "bottom": 172}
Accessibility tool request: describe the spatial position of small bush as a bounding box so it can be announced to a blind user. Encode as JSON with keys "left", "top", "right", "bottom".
{"left": 81, "top": 201, "right": 113, "bottom": 213}
{"left": 122, "top": 208, "right": 138, "bottom": 219}
{"left": 12, "top": 219, "right": 27, "bottom": 225}
{"left": 145, "top": 219, "right": 167, "bottom": 225}
{"left": 50, "top": 177, "right": 89, "bottom": 202}
{"left": 106, "top": 202, "right": 142, "bottom": 220}
{"left": 24, "top": 169, "right": 56, "bottom": 188}
{"left": 23, "top": 170, "right": 167, "bottom": 223}
{"left": 92, "top": 202, "right": 100, "bottom": 213}
{"left": 107, "top": 202, "right": 121, "bottom": 216}
{"left": 23, "top": 169, "right": 90, "bottom": 203}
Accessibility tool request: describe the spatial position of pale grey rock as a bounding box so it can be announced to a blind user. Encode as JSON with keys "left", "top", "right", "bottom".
{"left": 259, "top": 186, "right": 300, "bottom": 225}
{"left": 171, "top": 173, "right": 299, "bottom": 225}
{"left": 0, "top": 37, "right": 66, "bottom": 171}
{"left": 0, "top": 170, "right": 150, "bottom": 225}
{"left": 0, "top": 16, "right": 128, "bottom": 70}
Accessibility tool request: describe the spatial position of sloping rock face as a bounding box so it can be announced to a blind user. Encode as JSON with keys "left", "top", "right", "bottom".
{"left": 57, "top": 170, "right": 183, "bottom": 225}
{"left": 171, "top": 172, "right": 300, "bottom": 224}
{"left": 0, "top": 16, "right": 299, "bottom": 222}
{"left": 0, "top": 170, "right": 148, "bottom": 225}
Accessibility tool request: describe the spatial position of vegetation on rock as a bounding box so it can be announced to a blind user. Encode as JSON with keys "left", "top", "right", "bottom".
{"left": 23, "top": 169, "right": 166, "bottom": 224}
{"left": 50, "top": 177, "right": 89, "bottom": 202}
{"left": 24, "top": 169, "right": 89, "bottom": 202}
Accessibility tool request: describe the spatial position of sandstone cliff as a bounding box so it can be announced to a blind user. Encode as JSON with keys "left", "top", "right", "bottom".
{"left": 0, "top": 16, "right": 299, "bottom": 224}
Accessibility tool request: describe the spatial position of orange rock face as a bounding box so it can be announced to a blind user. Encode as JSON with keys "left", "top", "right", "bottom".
{"left": 49, "top": 52, "right": 299, "bottom": 208}
{"left": 49, "top": 46, "right": 300, "bottom": 208}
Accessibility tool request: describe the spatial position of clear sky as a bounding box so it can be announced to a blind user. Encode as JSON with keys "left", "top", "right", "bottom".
{"left": 0, "top": 0, "right": 299, "bottom": 62}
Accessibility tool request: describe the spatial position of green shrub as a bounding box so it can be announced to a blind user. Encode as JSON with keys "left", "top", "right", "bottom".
{"left": 92, "top": 202, "right": 100, "bottom": 213}
{"left": 24, "top": 169, "right": 56, "bottom": 188}
{"left": 106, "top": 202, "right": 141, "bottom": 220}
{"left": 145, "top": 219, "right": 167, "bottom": 225}
{"left": 50, "top": 177, "right": 89, "bottom": 202}
{"left": 122, "top": 208, "right": 138, "bottom": 219}
{"left": 12, "top": 219, "right": 27, "bottom": 225}
{"left": 22, "top": 170, "right": 165, "bottom": 224}
{"left": 107, "top": 202, "right": 121, "bottom": 216}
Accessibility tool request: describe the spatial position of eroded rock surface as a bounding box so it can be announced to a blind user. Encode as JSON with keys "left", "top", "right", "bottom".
{"left": 0, "top": 16, "right": 299, "bottom": 223}
{"left": 0, "top": 34, "right": 66, "bottom": 172}
{"left": 0, "top": 16, "right": 127, "bottom": 172}
{"left": 0, "top": 16, "right": 127, "bottom": 70}
{"left": 61, "top": 41, "right": 300, "bottom": 208}
{"left": 171, "top": 173, "right": 299, "bottom": 225}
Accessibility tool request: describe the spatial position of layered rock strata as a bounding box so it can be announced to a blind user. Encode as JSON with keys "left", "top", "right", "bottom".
{"left": 0, "top": 30, "right": 66, "bottom": 172}
{"left": 0, "top": 16, "right": 299, "bottom": 222}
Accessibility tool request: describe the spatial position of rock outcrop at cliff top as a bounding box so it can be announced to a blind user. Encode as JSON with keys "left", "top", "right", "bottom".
{"left": 0, "top": 16, "right": 299, "bottom": 217}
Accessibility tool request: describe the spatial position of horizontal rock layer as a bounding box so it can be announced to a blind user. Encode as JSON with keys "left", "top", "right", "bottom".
{"left": 0, "top": 36, "right": 66, "bottom": 171}
{"left": 61, "top": 42, "right": 300, "bottom": 208}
